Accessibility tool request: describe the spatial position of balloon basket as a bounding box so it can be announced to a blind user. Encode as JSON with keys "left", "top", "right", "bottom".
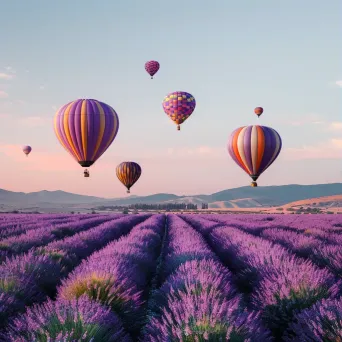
{"left": 177, "top": 125, "right": 180, "bottom": 131}
{"left": 127, "top": 189, "right": 130, "bottom": 194}
{"left": 251, "top": 181, "right": 257, "bottom": 187}
{"left": 151, "top": 76, "right": 153, "bottom": 79}
{"left": 84, "top": 170, "right": 90, "bottom": 178}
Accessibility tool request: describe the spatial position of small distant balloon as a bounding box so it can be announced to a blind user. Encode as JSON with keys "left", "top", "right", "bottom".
{"left": 162, "top": 91, "right": 196, "bottom": 131}
{"left": 227, "top": 125, "right": 282, "bottom": 187}
{"left": 254, "top": 107, "right": 263, "bottom": 118}
{"left": 145, "top": 61, "right": 160, "bottom": 79}
{"left": 116, "top": 162, "right": 142, "bottom": 193}
{"left": 22, "top": 146, "right": 32, "bottom": 157}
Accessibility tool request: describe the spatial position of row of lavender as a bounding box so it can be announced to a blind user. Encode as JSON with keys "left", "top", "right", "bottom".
{"left": 0, "top": 214, "right": 151, "bottom": 330}
{"left": 142, "top": 214, "right": 272, "bottom": 341}
{"left": 0, "top": 213, "right": 103, "bottom": 239}
{"left": 202, "top": 214, "right": 342, "bottom": 277}
{"left": 181, "top": 214, "right": 342, "bottom": 341}
{"left": 1, "top": 213, "right": 341, "bottom": 341}
{"left": 1, "top": 213, "right": 274, "bottom": 341}
{"left": 0, "top": 215, "right": 122, "bottom": 263}
{"left": 2, "top": 214, "right": 165, "bottom": 340}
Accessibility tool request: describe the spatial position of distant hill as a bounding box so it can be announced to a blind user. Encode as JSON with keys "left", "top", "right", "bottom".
{"left": 209, "top": 183, "right": 342, "bottom": 207}
{"left": 0, "top": 189, "right": 103, "bottom": 204}
{"left": 0, "top": 183, "right": 341, "bottom": 210}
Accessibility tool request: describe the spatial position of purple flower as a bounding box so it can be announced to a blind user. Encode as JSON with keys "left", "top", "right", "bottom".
{"left": 284, "top": 297, "right": 342, "bottom": 341}
{"left": 3, "top": 295, "right": 132, "bottom": 341}
{"left": 143, "top": 292, "right": 271, "bottom": 342}
{"left": 58, "top": 215, "right": 165, "bottom": 334}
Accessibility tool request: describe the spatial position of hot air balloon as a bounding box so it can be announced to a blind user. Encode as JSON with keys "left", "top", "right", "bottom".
{"left": 116, "top": 162, "right": 142, "bottom": 193}
{"left": 162, "top": 91, "right": 196, "bottom": 131}
{"left": 22, "top": 146, "right": 32, "bottom": 157}
{"left": 227, "top": 125, "right": 282, "bottom": 187}
{"left": 254, "top": 107, "right": 263, "bottom": 118}
{"left": 54, "top": 99, "right": 119, "bottom": 177}
{"left": 145, "top": 60, "right": 160, "bottom": 79}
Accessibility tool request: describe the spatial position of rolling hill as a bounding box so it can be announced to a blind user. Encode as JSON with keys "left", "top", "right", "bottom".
{"left": 0, "top": 183, "right": 341, "bottom": 211}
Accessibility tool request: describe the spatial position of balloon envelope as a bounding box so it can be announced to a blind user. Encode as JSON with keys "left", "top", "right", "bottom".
{"left": 116, "top": 162, "right": 142, "bottom": 192}
{"left": 22, "top": 146, "right": 32, "bottom": 155}
{"left": 227, "top": 125, "right": 282, "bottom": 183}
{"left": 254, "top": 107, "right": 263, "bottom": 116}
{"left": 145, "top": 61, "right": 160, "bottom": 78}
{"left": 54, "top": 99, "right": 119, "bottom": 168}
{"left": 162, "top": 91, "right": 196, "bottom": 129}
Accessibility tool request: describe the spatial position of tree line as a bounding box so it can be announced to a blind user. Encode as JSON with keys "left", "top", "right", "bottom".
{"left": 96, "top": 202, "right": 210, "bottom": 211}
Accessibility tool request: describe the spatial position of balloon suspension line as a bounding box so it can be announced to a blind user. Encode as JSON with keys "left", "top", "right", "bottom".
{"left": 26, "top": 155, "right": 28, "bottom": 157}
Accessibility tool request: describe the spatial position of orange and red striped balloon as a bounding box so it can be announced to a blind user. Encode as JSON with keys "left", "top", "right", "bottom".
{"left": 254, "top": 107, "right": 263, "bottom": 117}
{"left": 227, "top": 125, "right": 282, "bottom": 187}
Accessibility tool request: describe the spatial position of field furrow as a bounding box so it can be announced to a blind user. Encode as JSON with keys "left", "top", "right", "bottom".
{"left": 181, "top": 214, "right": 341, "bottom": 340}
{"left": 0, "top": 214, "right": 102, "bottom": 240}
{"left": 0, "top": 216, "right": 120, "bottom": 263}
{"left": 0, "top": 214, "right": 150, "bottom": 330}
{"left": 260, "top": 228, "right": 342, "bottom": 277}
{"left": 0, "top": 213, "right": 341, "bottom": 341}
{"left": 140, "top": 215, "right": 272, "bottom": 341}
{"left": 187, "top": 214, "right": 342, "bottom": 278}
{"left": 2, "top": 214, "right": 164, "bottom": 341}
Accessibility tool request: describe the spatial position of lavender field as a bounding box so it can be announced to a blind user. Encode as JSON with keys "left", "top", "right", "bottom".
{"left": 0, "top": 213, "right": 341, "bottom": 341}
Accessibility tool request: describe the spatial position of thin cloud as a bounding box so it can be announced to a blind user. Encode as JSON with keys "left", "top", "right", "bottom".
{"left": 166, "top": 146, "right": 223, "bottom": 158}
{"left": 0, "top": 91, "right": 9, "bottom": 99}
{"left": 39, "top": 85, "right": 45, "bottom": 90}
{"left": 283, "top": 139, "right": 342, "bottom": 160}
{"left": 328, "top": 122, "right": 342, "bottom": 131}
{"left": 285, "top": 113, "right": 325, "bottom": 127}
{"left": 4, "top": 66, "right": 16, "bottom": 74}
{"left": 335, "top": 80, "right": 342, "bottom": 87}
{"left": 0, "top": 73, "right": 15, "bottom": 80}
{"left": 18, "top": 116, "right": 51, "bottom": 127}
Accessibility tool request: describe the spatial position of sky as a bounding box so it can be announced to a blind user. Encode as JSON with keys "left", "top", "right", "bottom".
{"left": 0, "top": 0, "right": 341, "bottom": 198}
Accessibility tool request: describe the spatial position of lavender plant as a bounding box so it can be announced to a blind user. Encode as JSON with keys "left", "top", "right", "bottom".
{"left": 3, "top": 296, "right": 131, "bottom": 341}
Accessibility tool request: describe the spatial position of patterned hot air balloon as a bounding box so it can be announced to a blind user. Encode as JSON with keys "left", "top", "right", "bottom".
{"left": 145, "top": 60, "right": 160, "bottom": 79}
{"left": 54, "top": 99, "right": 119, "bottom": 177}
{"left": 227, "top": 125, "right": 282, "bottom": 187}
{"left": 116, "top": 162, "right": 142, "bottom": 193}
{"left": 162, "top": 91, "right": 196, "bottom": 131}
{"left": 22, "top": 146, "right": 32, "bottom": 157}
{"left": 254, "top": 107, "right": 263, "bottom": 118}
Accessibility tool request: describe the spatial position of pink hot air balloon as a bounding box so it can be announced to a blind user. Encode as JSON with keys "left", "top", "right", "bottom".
{"left": 145, "top": 60, "right": 160, "bottom": 79}
{"left": 162, "top": 91, "right": 196, "bottom": 131}
{"left": 22, "top": 146, "right": 32, "bottom": 157}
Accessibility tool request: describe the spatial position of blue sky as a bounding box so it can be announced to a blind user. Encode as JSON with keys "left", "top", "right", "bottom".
{"left": 0, "top": 0, "right": 341, "bottom": 197}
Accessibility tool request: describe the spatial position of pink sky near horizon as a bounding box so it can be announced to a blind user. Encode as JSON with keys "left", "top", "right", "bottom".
{"left": 0, "top": 134, "right": 341, "bottom": 198}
